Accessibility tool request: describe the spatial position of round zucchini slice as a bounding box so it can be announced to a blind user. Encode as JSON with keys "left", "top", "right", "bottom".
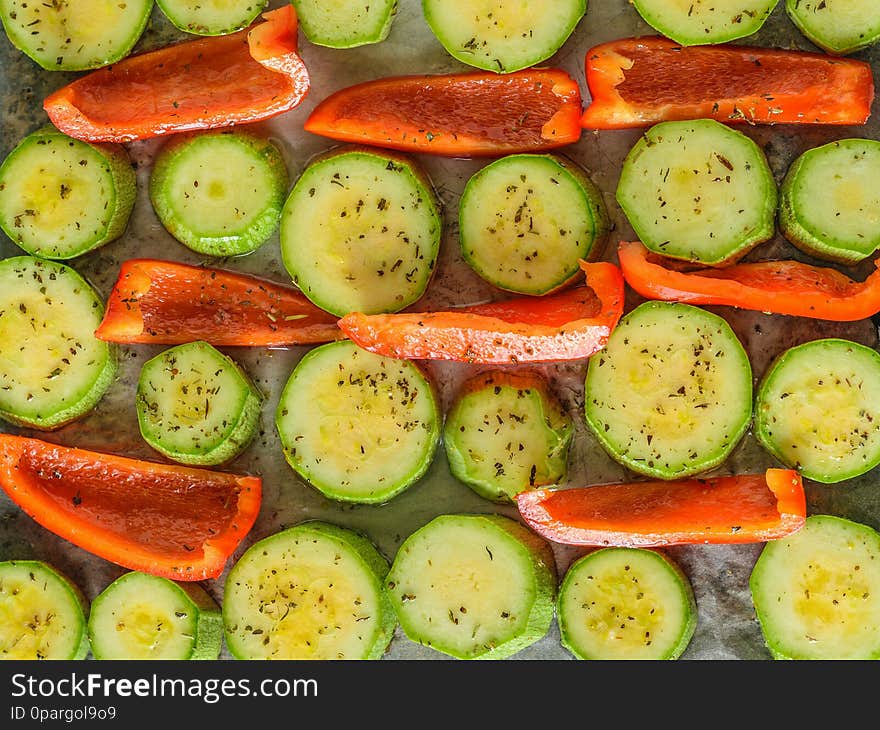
{"left": 280, "top": 147, "right": 441, "bottom": 317}
{"left": 779, "top": 139, "right": 880, "bottom": 264}
{"left": 558, "top": 547, "right": 697, "bottom": 660}
{"left": 0, "top": 560, "right": 89, "bottom": 660}
{"left": 223, "top": 521, "right": 396, "bottom": 660}
{"left": 459, "top": 154, "right": 610, "bottom": 295}
{"left": 422, "top": 0, "right": 586, "bottom": 73}
{"left": 616, "top": 119, "right": 777, "bottom": 265}
{"left": 386, "top": 514, "right": 556, "bottom": 660}
{"left": 0, "top": 257, "right": 116, "bottom": 430}
{"left": 0, "top": 0, "right": 152, "bottom": 71}
{"left": 0, "top": 126, "right": 136, "bottom": 259}
{"left": 276, "top": 340, "right": 441, "bottom": 504}
{"left": 293, "top": 0, "right": 398, "bottom": 48}
{"left": 754, "top": 338, "right": 880, "bottom": 484}
{"left": 156, "top": 0, "right": 268, "bottom": 36}
{"left": 136, "top": 341, "right": 263, "bottom": 467}
{"left": 750, "top": 514, "right": 880, "bottom": 660}
{"left": 585, "top": 301, "right": 753, "bottom": 479}
{"left": 150, "top": 130, "right": 289, "bottom": 257}
{"left": 631, "top": 0, "right": 778, "bottom": 46}
{"left": 89, "top": 572, "right": 222, "bottom": 660}
{"left": 786, "top": 0, "right": 880, "bottom": 55}
{"left": 443, "top": 370, "right": 573, "bottom": 503}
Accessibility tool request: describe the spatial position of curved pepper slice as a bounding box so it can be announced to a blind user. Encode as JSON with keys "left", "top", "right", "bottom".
{"left": 337, "top": 262, "right": 624, "bottom": 364}
{"left": 0, "top": 435, "right": 261, "bottom": 580}
{"left": 95, "top": 258, "right": 342, "bottom": 347}
{"left": 516, "top": 469, "right": 805, "bottom": 548}
{"left": 303, "top": 69, "right": 582, "bottom": 157}
{"left": 581, "top": 36, "right": 874, "bottom": 129}
{"left": 619, "top": 240, "right": 880, "bottom": 322}
{"left": 43, "top": 6, "right": 309, "bottom": 143}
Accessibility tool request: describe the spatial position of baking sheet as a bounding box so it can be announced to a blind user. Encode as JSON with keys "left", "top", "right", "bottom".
{"left": 1, "top": 0, "right": 879, "bottom": 661}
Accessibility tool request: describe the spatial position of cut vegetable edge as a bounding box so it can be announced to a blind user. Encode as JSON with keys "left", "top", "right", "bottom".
{"left": 293, "top": 0, "right": 398, "bottom": 48}
{"left": 631, "top": 0, "right": 777, "bottom": 46}
{"left": 785, "top": 0, "right": 880, "bottom": 55}
{"left": 156, "top": 0, "right": 268, "bottom": 36}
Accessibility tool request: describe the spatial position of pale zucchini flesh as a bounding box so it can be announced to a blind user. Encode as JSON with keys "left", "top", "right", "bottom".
{"left": 616, "top": 119, "right": 777, "bottom": 265}
{"left": 631, "top": 0, "right": 778, "bottom": 46}
{"left": 585, "top": 301, "right": 753, "bottom": 479}
{"left": 786, "top": 0, "right": 880, "bottom": 55}
{"left": 156, "top": 0, "right": 268, "bottom": 36}
{"left": 293, "top": 0, "right": 397, "bottom": 47}
{"left": 750, "top": 514, "right": 880, "bottom": 660}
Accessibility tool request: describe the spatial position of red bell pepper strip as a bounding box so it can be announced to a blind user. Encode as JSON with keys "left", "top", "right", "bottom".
{"left": 337, "top": 261, "right": 624, "bottom": 364}
{"left": 618, "top": 240, "right": 880, "bottom": 322}
{"left": 0, "top": 435, "right": 261, "bottom": 580}
{"left": 303, "top": 69, "right": 582, "bottom": 157}
{"left": 43, "top": 6, "right": 309, "bottom": 143}
{"left": 516, "top": 469, "right": 805, "bottom": 548}
{"left": 94, "top": 258, "right": 343, "bottom": 347}
{"left": 580, "top": 36, "right": 874, "bottom": 129}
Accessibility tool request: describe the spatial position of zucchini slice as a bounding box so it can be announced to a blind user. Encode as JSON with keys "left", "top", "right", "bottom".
{"left": 280, "top": 147, "right": 441, "bottom": 317}
{"left": 459, "top": 154, "right": 610, "bottom": 295}
{"left": 293, "top": 0, "right": 397, "bottom": 48}
{"left": 386, "top": 514, "right": 556, "bottom": 659}
{"left": 150, "top": 130, "right": 289, "bottom": 257}
{"left": 558, "top": 547, "right": 697, "bottom": 660}
{"left": 585, "top": 301, "right": 753, "bottom": 480}
{"left": 616, "top": 119, "right": 777, "bottom": 265}
{"left": 0, "top": 0, "right": 152, "bottom": 71}
{"left": 136, "top": 341, "right": 263, "bottom": 467}
{"left": 755, "top": 338, "right": 880, "bottom": 484}
{"left": 422, "top": 0, "right": 586, "bottom": 73}
{"left": 0, "top": 126, "right": 136, "bottom": 260}
{"left": 443, "top": 370, "right": 573, "bottom": 503}
{"left": 779, "top": 139, "right": 880, "bottom": 264}
{"left": 786, "top": 0, "right": 880, "bottom": 55}
{"left": 0, "top": 560, "right": 89, "bottom": 660}
{"left": 156, "top": 0, "right": 268, "bottom": 36}
{"left": 88, "top": 572, "right": 222, "bottom": 660}
{"left": 223, "top": 521, "right": 396, "bottom": 660}
{"left": 275, "top": 340, "right": 441, "bottom": 504}
{"left": 631, "top": 0, "right": 778, "bottom": 46}
{"left": 0, "top": 257, "right": 116, "bottom": 430}
{"left": 750, "top": 514, "right": 880, "bottom": 660}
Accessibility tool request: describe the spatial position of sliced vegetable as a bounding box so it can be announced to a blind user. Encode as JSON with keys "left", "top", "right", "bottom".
{"left": 0, "top": 0, "right": 151, "bottom": 71}
{"left": 750, "top": 514, "right": 880, "bottom": 660}
{"left": 558, "top": 547, "right": 696, "bottom": 660}
{"left": 516, "top": 468, "right": 806, "bottom": 547}
{"left": 89, "top": 572, "right": 222, "bottom": 660}
{"left": 423, "top": 0, "right": 586, "bottom": 73}
{"left": 43, "top": 6, "right": 310, "bottom": 143}
{"left": 779, "top": 138, "right": 880, "bottom": 264}
{"left": 580, "top": 36, "right": 875, "bottom": 129}
{"left": 276, "top": 341, "right": 440, "bottom": 504}
{"left": 149, "top": 129, "right": 288, "bottom": 257}
{"left": 0, "top": 560, "right": 89, "bottom": 660}
{"left": 136, "top": 341, "right": 263, "bottom": 467}
{"left": 338, "top": 261, "right": 624, "bottom": 364}
{"left": 157, "top": 0, "right": 267, "bottom": 36}
{"left": 755, "top": 338, "right": 880, "bottom": 484}
{"left": 280, "top": 147, "right": 441, "bottom": 317}
{"left": 0, "top": 125, "right": 136, "bottom": 259}
{"left": 630, "top": 0, "right": 778, "bottom": 46}
{"left": 616, "top": 119, "right": 776, "bottom": 265}
{"left": 444, "top": 370, "right": 573, "bottom": 503}
{"left": 584, "top": 301, "right": 752, "bottom": 479}
{"left": 293, "top": 0, "right": 397, "bottom": 48}
{"left": 224, "top": 521, "right": 396, "bottom": 659}
{"left": 786, "top": 0, "right": 880, "bottom": 56}
{"left": 94, "top": 258, "right": 342, "bottom": 347}
{"left": 459, "top": 153, "right": 610, "bottom": 295}
{"left": 0, "top": 256, "right": 115, "bottom": 431}
{"left": 0, "top": 435, "right": 261, "bottom": 581}
{"left": 386, "top": 514, "right": 556, "bottom": 659}
{"left": 303, "top": 69, "right": 582, "bottom": 157}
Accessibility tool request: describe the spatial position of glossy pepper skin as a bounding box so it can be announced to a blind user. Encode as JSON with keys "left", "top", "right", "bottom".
{"left": 304, "top": 68, "right": 583, "bottom": 157}
{"left": 580, "top": 36, "right": 874, "bottom": 129}
{"left": 43, "top": 6, "right": 310, "bottom": 143}
{"left": 338, "top": 261, "right": 624, "bottom": 364}
{"left": 516, "top": 469, "right": 806, "bottom": 548}
{"left": 0, "top": 435, "right": 261, "bottom": 580}
{"left": 618, "top": 241, "right": 880, "bottom": 321}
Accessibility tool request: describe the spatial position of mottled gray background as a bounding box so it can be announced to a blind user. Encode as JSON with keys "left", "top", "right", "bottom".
{"left": 1, "top": 0, "right": 879, "bottom": 661}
